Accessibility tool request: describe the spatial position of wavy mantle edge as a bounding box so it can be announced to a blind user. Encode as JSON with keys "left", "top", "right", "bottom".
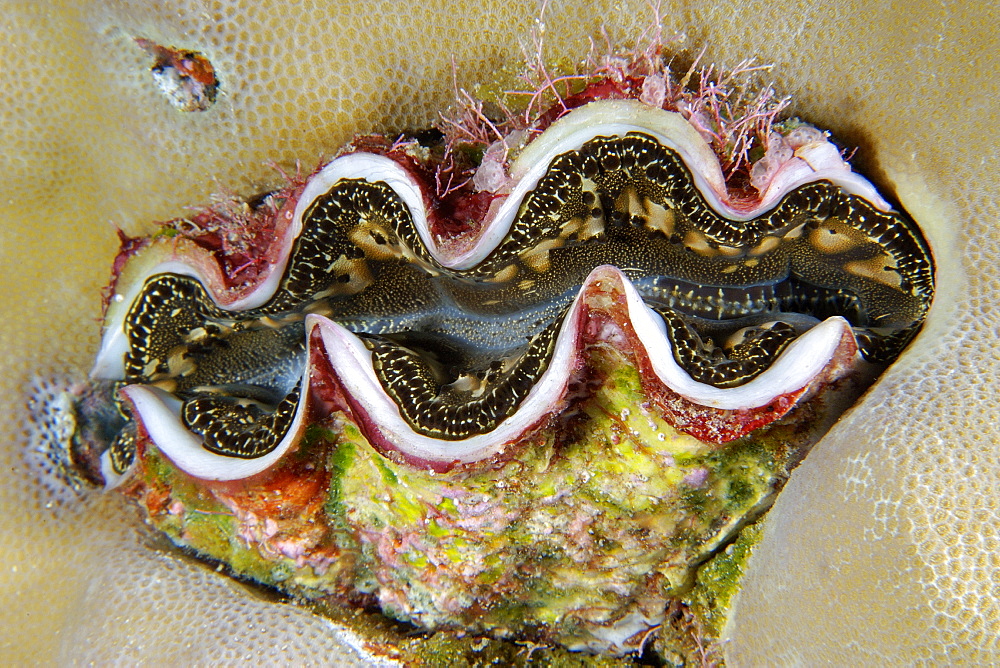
{"left": 100, "top": 265, "right": 855, "bottom": 484}
{"left": 89, "top": 98, "right": 880, "bottom": 484}
{"left": 91, "top": 99, "right": 889, "bottom": 381}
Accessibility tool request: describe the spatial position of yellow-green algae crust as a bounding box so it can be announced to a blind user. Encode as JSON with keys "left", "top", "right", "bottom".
{"left": 132, "top": 340, "right": 817, "bottom": 656}
{"left": 334, "top": 342, "right": 800, "bottom": 643}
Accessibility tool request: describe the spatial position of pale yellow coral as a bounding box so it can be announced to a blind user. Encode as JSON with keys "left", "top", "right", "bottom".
{"left": 0, "top": 0, "right": 996, "bottom": 663}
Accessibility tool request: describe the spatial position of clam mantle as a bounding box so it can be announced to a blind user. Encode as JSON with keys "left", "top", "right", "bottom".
{"left": 66, "top": 97, "right": 932, "bottom": 655}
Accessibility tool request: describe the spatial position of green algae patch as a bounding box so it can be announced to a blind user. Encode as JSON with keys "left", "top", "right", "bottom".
{"left": 653, "top": 521, "right": 766, "bottom": 665}
{"left": 687, "top": 521, "right": 765, "bottom": 636}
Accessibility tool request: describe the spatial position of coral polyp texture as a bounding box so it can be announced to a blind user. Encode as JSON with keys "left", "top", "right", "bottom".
{"left": 57, "top": 57, "right": 934, "bottom": 660}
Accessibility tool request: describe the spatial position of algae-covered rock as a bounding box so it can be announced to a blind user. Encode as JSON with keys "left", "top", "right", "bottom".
{"left": 128, "top": 326, "right": 848, "bottom": 657}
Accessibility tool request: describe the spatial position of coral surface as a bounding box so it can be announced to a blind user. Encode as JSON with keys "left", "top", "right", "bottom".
{"left": 2, "top": 0, "right": 998, "bottom": 664}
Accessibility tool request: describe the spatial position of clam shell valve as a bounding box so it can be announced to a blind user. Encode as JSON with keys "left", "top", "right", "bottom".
{"left": 60, "top": 80, "right": 933, "bottom": 659}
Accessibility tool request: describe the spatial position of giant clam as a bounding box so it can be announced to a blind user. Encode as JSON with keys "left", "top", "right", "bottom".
{"left": 6, "top": 0, "right": 998, "bottom": 663}
{"left": 61, "top": 72, "right": 933, "bottom": 657}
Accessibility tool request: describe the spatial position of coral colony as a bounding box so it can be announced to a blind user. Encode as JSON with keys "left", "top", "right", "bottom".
{"left": 50, "top": 39, "right": 932, "bottom": 661}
